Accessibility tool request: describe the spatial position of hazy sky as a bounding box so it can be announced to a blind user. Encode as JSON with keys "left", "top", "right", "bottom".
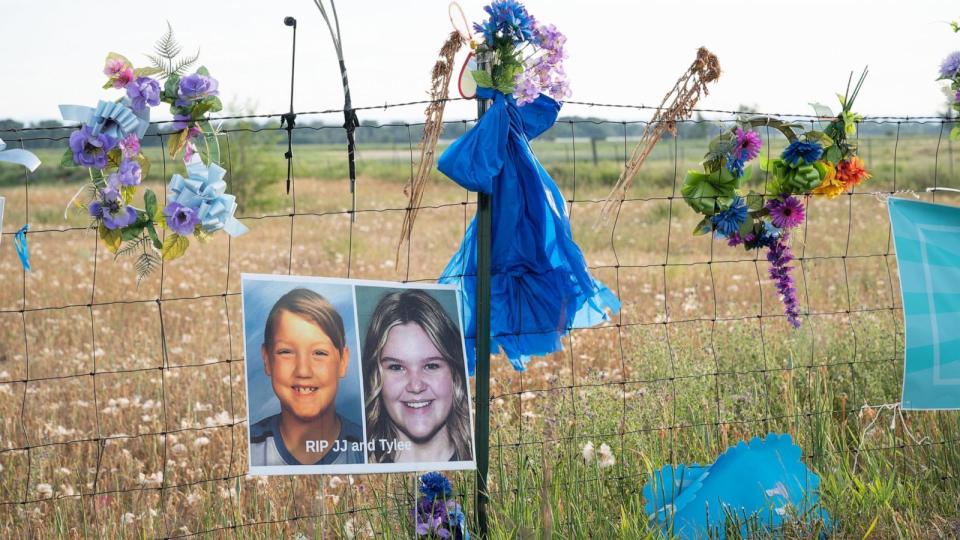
{"left": 2, "top": 0, "right": 959, "bottom": 124}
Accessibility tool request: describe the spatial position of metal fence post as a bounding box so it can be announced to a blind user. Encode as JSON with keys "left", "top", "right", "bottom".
{"left": 473, "top": 50, "right": 494, "bottom": 540}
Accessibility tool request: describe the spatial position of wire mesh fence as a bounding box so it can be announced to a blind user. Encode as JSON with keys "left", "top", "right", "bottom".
{"left": 1, "top": 103, "right": 960, "bottom": 537}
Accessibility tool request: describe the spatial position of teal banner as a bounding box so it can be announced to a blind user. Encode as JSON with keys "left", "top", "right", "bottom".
{"left": 889, "top": 198, "right": 960, "bottom": 410}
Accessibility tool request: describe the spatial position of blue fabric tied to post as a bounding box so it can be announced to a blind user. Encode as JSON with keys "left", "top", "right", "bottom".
{"left": 438, "top": 87, "right": 620, "bottom": 373}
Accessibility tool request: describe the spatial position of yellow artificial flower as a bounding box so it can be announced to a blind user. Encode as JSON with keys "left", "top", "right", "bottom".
{"left": 812, "top": 161, "right": 845, "bottom": 199}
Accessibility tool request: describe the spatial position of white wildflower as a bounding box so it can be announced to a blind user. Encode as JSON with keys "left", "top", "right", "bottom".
{"left": 581, "top": 441, "right": 595, "bottom": 463}
{"left": 36, "top": 483, "right": 53, "bottom": 498}
{"left": 171, "top": 443, "right": 187, "bottom": 455}
{"left": 122, "top": 512, "right": 136, "bottom": 524}
{"left": 597, "top": 443, "right": 616, "bottom": 469}
{"left": 193, "top": 436, "right": 210, "bottom": 447}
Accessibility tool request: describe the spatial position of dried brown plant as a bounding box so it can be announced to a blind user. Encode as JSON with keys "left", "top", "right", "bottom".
{"left": 397, "top": 30, "right": 465, "bottom": 261}
{"left": 600, "top": 47, "right": 721, "bottom": 222}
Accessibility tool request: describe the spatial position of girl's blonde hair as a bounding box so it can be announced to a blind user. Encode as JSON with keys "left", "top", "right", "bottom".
{"left": 362, "top": 289, "right": 471, "bottom": 462}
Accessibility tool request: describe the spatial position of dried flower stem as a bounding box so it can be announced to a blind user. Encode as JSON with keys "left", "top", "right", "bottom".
{"left": 600, "top": 47, "right": 721, "bottom": 222}
{"left": 397, "top": 31, "right": 464, "bottom": 262}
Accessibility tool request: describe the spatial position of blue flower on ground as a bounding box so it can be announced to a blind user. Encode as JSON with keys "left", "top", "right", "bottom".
{"left": 710, "top": 196, "right": 748, "bottom": 238}
{"left": 781, "top": 140, "right": 823, "bottom": 166}
{"left": 419, "top": 472, "right": 453, "bottom": 502}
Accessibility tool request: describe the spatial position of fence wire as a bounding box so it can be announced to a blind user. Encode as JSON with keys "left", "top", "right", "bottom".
{"left": 1, "top": 102, "right": 959, "bottom": 538}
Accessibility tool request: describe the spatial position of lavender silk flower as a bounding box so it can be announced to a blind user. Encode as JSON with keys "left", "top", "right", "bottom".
{"left": 108, "top": 159, "right": 142, "bottom": 188}
{"left": 126, "top": 77, "right": 161, "bottom": 112}
{"left": 89, "top": 188, "right": 137, "bottom": 230}
{"left": 69, "top": 125, "right": 116, "bottom": 169}
{"left": 940, "top": 51, "right": 960, "bottom": 79}
{"left": 163, "top": 202, "right": 200, "bottom": 236}
{"left": 177, "top": 73, "right": 219, "bottom": 106}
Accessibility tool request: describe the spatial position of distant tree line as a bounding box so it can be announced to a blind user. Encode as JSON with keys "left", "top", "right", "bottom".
{"left": 0, "top": 114, "right": 949, "bottom": 150}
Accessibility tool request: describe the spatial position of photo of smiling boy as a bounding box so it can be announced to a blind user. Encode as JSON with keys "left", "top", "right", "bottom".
{"left": 246, "top": 286, "right": 364, "bottom": 467}
{"left": 358, "top": 288, "right": 474, "bottom": 464}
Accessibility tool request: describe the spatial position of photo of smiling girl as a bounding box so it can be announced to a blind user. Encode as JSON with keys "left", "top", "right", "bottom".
{"left": 242, "top": 278, "right": 365, "bottom": 470}
{"left": 357, "top": 287, "right": 474, "bottom": 464}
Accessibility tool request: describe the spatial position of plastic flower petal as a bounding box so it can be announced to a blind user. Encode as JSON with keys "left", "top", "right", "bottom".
{"left": 766, "top": 196, "right": 805, "bottom": 229}
{"left": 710, "top": 196, "right": 748, "bottom": 238}
{"left": 419, "top": 472, "right": 454, "bottom": 502}
{"left": 69, "top": 125, "right": 116, "bottom": 169}
{"left": 835, "top": 156, "right": 871, "bottom": 188}
{"left": 89, "top": 188, "right": 137, "bottom": 230}
{"left": 126, "top": 77, "right": 161, "bottom": 113}
{"left": 781, "top": 140, "right": 823, "bottom": 166}
{"left": 940, "top": 51, "right": 960, "bottom": 79}
{"left": 812, "top": 161, "right": 845, "bottom": 198}
{"left": 163, "top": 202, "right": 200, "bottom": 236}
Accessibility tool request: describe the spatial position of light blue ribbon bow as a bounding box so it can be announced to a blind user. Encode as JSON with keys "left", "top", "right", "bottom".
{"left": 167, "top": 156, "right": 248, "bottom": 237}
{"left": 0, "top": 138, "right": 41, "bottom": 172}
{"left": 14, "top": 224, "right": 30, "bottom": 271}
{"left": 59, "top": 99, "right": 150, "bottom": 140}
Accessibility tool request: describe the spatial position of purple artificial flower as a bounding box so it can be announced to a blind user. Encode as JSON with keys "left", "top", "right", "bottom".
{"left": 107, "top": 159, "right": 142, "bottom": 189}
{"left": 177, "top": 72, "right": 219, "bottom": 106}
{"left": 733, "top": 128, "right": 762, "bottom": 161}
{"left": 118, "top": 133, "right": 140, "bottom": 159}
{"left": 163, "top": 202, "right": 201, "bottom": 236}
{"left": 88, "top": 188, "right": 137, "bottom": 230}
{"left": 413, "top": 498, "right": 453, "bottom": 539}
{"left": 767, "top": 233, "right": 801, "bottom": 328}
{"left": 69, "top": 125, "right": 117, "bottom": 169}
{"left": 125, "top": 76, "right": 161, "bottom": 112}
{"left": 765, "top": 195, "right": 806, "bottom": 229}
{"left": 512, "top": 20, "right": 570, "bottom": 104}
{"left": 940, "top": 51, "right": 960, "bottom": 79}
{"left": 955, "top": 89, "right": 960, "bottom": 103}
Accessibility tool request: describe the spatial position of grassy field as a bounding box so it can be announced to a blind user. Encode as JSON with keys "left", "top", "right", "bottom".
{"left": 1, "top": 128, "right": 960, "bottom": 538}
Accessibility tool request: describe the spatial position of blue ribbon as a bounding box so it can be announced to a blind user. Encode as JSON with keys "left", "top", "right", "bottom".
{"left": 59, "top": 99, "right": 150, "bottom": 140}
{"left": 167, "top": 156, "right": 249, "bottom": 236}
{"left": 0, "top": 138, "right": 41, "bottom": 172}
{"left": 14, "top": 224, "right": 30, "bottom": 271}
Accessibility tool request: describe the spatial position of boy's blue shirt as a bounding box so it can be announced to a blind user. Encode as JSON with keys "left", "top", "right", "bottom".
{"left": 250, "top": 412, "right": 364, "bottom": 466}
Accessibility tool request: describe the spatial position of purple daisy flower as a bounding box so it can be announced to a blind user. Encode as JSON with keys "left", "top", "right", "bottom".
{"left": 766, "top": 196, "right": 806, "bottom": 229}
{"left": 940, "top": 51, "right": 960, "bottom": 79}
{"left": 89, "top": 188, "right": 137, "bottom": 230}
{"left": 733, "top": 128, "right": 762, "bottom": 161}
{"left": 125, "top": 76, "right": 161, "bottom": 113}
{"left": 69, "top": 125, "right": 116, "bottom": 169}
{"left": 163, "top": 202, "right": 200, "bottom": 236}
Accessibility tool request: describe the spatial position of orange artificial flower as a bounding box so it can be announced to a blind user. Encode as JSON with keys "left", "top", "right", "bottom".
{"left": 836, "top": 156, "right": 871, "bottom": 189}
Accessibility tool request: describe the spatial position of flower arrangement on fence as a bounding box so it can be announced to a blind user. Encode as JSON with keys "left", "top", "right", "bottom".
{"left": 938, "top": 19, "right": 960, "bottom": 139}
{"left": 681, "top": 71, "right": 870, "bottom": 328}
{"left": 412, "top": 472, "right": 469, "bottom": 539}
{"left": 470, "top": 0, "right": 570, "bottom": 105}
{"left": 59, "top": 25, "right": 245, "bottom": 282}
